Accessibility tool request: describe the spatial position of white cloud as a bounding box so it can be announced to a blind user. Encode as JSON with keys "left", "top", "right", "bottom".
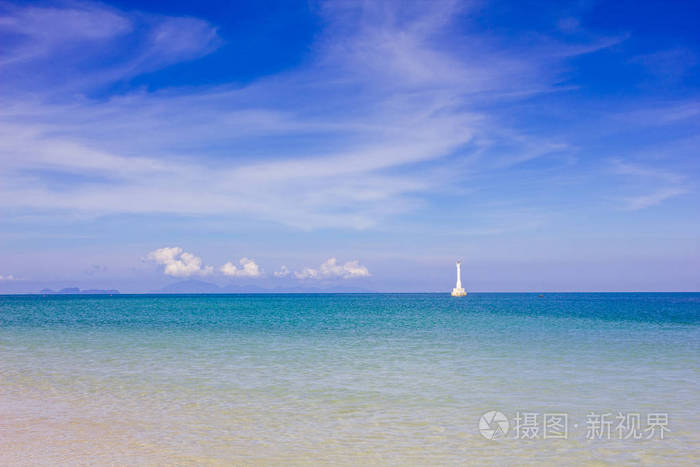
{"left": 274, "top": 265, "right": 290, "bottom": 278}
{"left": 295, "top": 258, "right": 370, "bottom": 280}
{"left": 220, "top": 258, "right": 262, "bottom": 277}
{"left": 147, "top": 247, "right": 213, "bottom": 277}
{"left": 335, "top": 259, "right": 371, "bottom": 278}
{"left": 0, "top": 274, "right": 15, "bottom": 280}
{"left": 294, "top": 267, "right": 319, "bottom": 280}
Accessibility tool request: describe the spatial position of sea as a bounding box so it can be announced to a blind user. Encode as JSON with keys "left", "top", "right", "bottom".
{"left": 1, "top": 293, "right": 698, "bottom": 465}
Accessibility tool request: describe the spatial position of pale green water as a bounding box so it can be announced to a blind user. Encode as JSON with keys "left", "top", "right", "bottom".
{"left": 1, "top": 293, "right": 698, "bottom": 465}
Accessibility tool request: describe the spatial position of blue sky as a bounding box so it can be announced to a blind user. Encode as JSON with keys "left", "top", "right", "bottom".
{"left": 0, "top": 0, "right": 698, "bottom": 292}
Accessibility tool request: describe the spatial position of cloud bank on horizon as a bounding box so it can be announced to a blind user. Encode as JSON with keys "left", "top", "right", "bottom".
{"left": 146, "top": 247, "right": 368, "bottom": 281}
{"left": 0, "top": 0, "right": 698, "bottom": 291}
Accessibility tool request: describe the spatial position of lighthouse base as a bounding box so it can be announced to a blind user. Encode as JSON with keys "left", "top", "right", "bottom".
{"left": 451, "top": 288, "right": 467, "bottom": 297}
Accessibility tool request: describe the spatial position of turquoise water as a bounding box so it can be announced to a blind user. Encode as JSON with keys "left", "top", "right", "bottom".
{"left": 1, "top": 293, "right": 698, "bottom": 465}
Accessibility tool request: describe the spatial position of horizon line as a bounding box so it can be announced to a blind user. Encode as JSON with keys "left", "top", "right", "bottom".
{"left": 2, "top": 291, "right": 699, "bottom": 296}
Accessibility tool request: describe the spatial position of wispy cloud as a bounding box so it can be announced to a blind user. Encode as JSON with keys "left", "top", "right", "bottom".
{"left": 622, "top": 187, "right": 687, "bottom": 211}
{"left": 0, "top": 2, "right": 220, "bottom": 91}
{"left": 611, "top": 159, "right": 688, "bottom": 210}
{"left": 0, "top": 3, "right": 132, "bottom": 66}
{"left": 613, "top": 100, "right": 700, "bottom": 127}
{"left": 0, "top": 0, "right": 621, "bottom": 230}
{"left": 611, "top": 159, "right": 685, "bottom": 184}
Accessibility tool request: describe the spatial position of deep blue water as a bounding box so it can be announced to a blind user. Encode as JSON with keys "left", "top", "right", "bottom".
{"left": 2, "top": 292, "right": 699, "bottom": 328}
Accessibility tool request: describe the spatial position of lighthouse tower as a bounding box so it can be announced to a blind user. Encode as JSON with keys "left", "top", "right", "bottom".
{"left": 451, "top": 260, "right": 467, "bottom": 297}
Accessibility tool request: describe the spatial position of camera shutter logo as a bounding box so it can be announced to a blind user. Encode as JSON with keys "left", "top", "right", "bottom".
{"left": 479, "top": 411, "right": 510, "bottom": 440}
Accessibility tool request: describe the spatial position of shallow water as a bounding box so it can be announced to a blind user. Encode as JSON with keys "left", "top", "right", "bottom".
{"left": 1, "top": 293, "right": 698, "bottom": 465}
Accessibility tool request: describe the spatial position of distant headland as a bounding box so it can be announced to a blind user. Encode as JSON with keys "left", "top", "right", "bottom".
{"left": 40, "top": 288, "right": 120, "bottom": 295}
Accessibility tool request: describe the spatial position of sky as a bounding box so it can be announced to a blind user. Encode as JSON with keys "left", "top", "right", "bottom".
{"left": 0, "top": 0, "right": 698, "bottom": 292}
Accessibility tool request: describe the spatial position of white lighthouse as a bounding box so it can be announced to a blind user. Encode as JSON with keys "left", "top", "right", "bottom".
{"left": 451, "top": 260, "right": 467, "bottom": 297}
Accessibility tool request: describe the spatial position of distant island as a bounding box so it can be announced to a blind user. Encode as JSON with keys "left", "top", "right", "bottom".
{"left": 40, "top": 288, "right": 120, "bottom": 295}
